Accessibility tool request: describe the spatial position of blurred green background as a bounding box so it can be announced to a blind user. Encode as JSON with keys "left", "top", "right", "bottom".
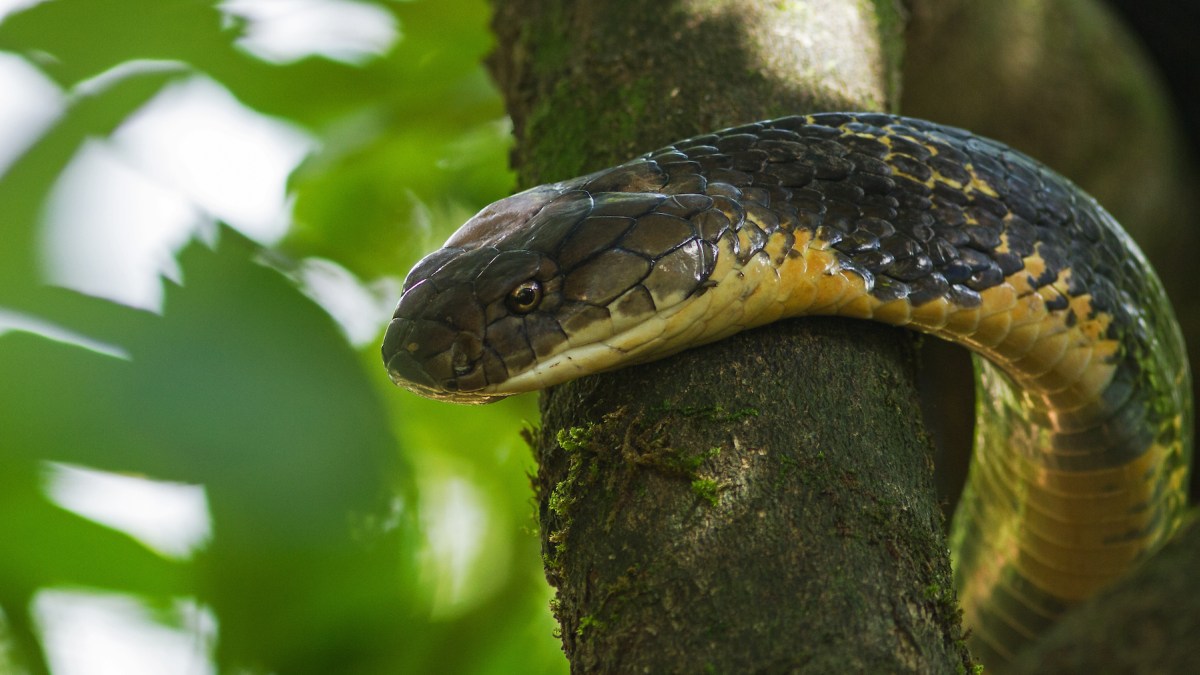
{"left": 0, "top": 1, "right": 566, "bottom": 673}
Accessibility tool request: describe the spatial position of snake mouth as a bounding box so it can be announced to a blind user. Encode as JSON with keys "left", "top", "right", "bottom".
{"left": 382, "top": 317, "right": 512, "bottom": 404}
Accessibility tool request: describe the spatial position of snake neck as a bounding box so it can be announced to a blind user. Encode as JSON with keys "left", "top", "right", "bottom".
{"left": 695, "top": 173, "right": 1191, "bottom": 668}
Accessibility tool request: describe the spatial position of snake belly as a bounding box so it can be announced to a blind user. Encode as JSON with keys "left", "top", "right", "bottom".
{"left": 382, "top": 112, "right": 1192, "bottom": 667}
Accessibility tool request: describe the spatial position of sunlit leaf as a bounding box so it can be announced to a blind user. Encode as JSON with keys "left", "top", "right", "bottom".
{"left": 0, "top": 1, "right": 571, "bottom": 672}
{"left": 2, "top": 228, "right": 423, "bottom": 671}
{"left": 283, "top": 0, "right": 513, "bottom": 279}
{"left": 0, "top": 66, "right": 185, "bottom": 304}
{"left": 0, "top": 411, "right": 186, "bottom": 673}
{"left": 0, "top": 1, "right": 231, "bottom": 86}
{"left": 287, "top": 117, "right": 513, "bottom": 279}
{"left": 0, "top": 465, "right": 186, "bottom": 598}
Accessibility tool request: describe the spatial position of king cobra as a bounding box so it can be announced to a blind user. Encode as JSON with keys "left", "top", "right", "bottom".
{"left": 381, "top": 113, "right": 1192, "bottom": 667}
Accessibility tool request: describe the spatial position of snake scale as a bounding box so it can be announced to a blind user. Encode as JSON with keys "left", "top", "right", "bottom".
{"left": 381, "top": 113, "right": 1192, "bottom": 667}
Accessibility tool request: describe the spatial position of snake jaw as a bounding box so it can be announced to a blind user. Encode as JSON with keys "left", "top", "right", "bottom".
{"left": 382, "top": 269, "right": 494, "bottom": 401}
{"left": 382, "top": 316, "right": 508, "bottom": 404}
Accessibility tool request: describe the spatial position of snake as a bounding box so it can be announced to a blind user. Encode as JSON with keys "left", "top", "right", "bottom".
{"left": 380, "top": 113, "right": 1192, "bottom": 667}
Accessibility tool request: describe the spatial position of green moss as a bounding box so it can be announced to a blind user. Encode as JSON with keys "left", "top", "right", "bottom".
{"left": 556, "top": 424, "right": 594, "bottom": 452}
{"left": 772, "top": 451, "right": 799, "bottom": 491}
{"left": 527, "top": 4, "right": 569, "bottom": 78}
{"left": 544, "top": 424, "right": 600, "bottom": 569}
{"left": 524, "top": 73, "right": 660, "bottom": 185}
{"left": 955, "top": 658, "right": 985, "bottom": 675}
{"left": 548, "top": 480, "right": 574, "bottom": 517}
{"left": 698, "top": 446, "right": 722, "bottom": 468}
{"left": 864, "top": 0, "right": 905, "bottom": 111}
{"left": 618, "top": 75, "right": 654, "bottom": 132}
{"left": 660, "top": 445, "right": 721, "bottom": 475}
{"left": 524, "top": 79, "right": 592, "bottom": 181}
{"left": 691, "top": 478, "right": 721, "bottom": 506}
{"left": 922, "top": 582, "right": 958, "bottom": 612}
{"left": 576, "top": 614, "right": 606, "bottom": 636}
{"left": 547, "top": 424, "right": 595, "bottom": 520}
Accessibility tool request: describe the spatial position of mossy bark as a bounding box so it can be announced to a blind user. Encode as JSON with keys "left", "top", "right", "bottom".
{"left": 489, "top": 1, "right": 973, "bottom": 672}
{"left": 530, "top": 322, "right": 969, "bottom": 673}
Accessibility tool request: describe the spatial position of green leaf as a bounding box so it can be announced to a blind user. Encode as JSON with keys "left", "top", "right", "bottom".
{"left": 0, "top": 1, "right": 232, "bottom": 86}
{"left": 0, "top": 331, "right": 150, "bottom": 473}
{"left": 1, "top": 228, "right": 423, "bottom": 671}
{"left": 0, "top": 2, "right": 572, "bottom": 671}
{"left": 0, "top": 464, "right": 186, "bottom": 597}
{"left": 0, "top": 66, "right": 186, "bottom": 303}
{"left": 128, "top": 229, "right": 418, "bottom": 671}
{"left": 282, "top": 0, "right": 513, "bottom": 278}
{"left": 287, "top": 117, "right": 514, "bottom": 279}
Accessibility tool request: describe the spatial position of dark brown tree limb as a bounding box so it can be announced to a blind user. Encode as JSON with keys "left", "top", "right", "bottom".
{"left": 902, "top": 0, "right": 1200, "bottom": 502}
{"left": 489, "top": 1, "right": 973, "bottom": 672}
{"left": 1010, "top": 519, "right": 1200, "bottom": 675}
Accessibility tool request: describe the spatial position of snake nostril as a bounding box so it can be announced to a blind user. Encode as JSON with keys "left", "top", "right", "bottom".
{"left": 450, "top": 333, "right": 483, "bottom": 377}
{"left": 381, "top": 318, "right": 413, "bottom": 366}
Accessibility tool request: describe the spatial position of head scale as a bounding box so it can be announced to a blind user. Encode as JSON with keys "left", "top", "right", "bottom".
{"left": 382, "top": 162, "right": 715, "bottom": 403}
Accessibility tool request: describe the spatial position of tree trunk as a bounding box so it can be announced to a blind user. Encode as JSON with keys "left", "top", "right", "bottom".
{"left": 488, "top": 1, "right": 973, "bottom": 672}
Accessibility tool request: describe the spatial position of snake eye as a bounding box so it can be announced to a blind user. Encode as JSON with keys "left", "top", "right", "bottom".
{"left": 505, "top": 279, "right": 542, "bottom": 314}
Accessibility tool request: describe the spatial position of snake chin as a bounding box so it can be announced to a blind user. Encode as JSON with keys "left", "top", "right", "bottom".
{"left": 392, "top": 380, "right": 509, "bottom": 405}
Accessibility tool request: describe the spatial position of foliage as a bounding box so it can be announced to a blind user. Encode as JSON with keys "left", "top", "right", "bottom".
{"left": 0, "top": 1, "right": 561, "bottom": 673}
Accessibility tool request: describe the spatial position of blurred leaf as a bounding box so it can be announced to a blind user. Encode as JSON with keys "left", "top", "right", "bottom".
{"left": 0, "top": 66, "right": 185, "bottom": 303}
{"left": 124, "top": 230, "right": 400, "bottom": 503}
{"left": 284, "top": 0, "right": 513, "bottom": 279}
{"left": 0, "top": 331, "right": 155, "bottom": 474}
{"left": 0, "top": 372, "right": 184, "bottom": 674}
{"left": 0, "top": 0, "right": 494, "bottom": 129}
{"left": 0, "top": 1, "right": 232, "bottom": 86}
{"left": 0, "top": 456, "right": 186, "bottom": 598}
{"left": 288, "top": 117, "right": 513, "bottom": 279}
{"left": 127, "top": 229, "right": 419, "bottom": 672}
{"left": 0, "top": 1, "right": 571, "bottom": 672}
{"left": 2, "top": 228, "right": 421, "bottom": 672}
{"left": 1, "top": 0, "right": 512, "bottom": 282}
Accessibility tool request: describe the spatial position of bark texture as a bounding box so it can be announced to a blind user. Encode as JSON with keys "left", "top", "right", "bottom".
{"left": 533, "top": 321, "right": 967, "bottom": 673}
{"left": 489, "top": 1, "right": 973, "bottom": 672}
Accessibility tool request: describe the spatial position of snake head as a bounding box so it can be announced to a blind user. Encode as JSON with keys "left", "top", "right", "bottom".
{"left": 383, "top": 165, "right": 717, "bottom": 403}
{"left": 382, "top": 185, "right": 570, "bottom": 403}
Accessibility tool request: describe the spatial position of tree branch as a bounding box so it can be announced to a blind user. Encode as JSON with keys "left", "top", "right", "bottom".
{"left": 489, "top": 0, "right": 972, "bottom": 671}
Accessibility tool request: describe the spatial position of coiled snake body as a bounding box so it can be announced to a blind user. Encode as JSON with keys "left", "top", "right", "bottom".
{"left": 382, "top": 113, "right": 1192, "bottom": 666}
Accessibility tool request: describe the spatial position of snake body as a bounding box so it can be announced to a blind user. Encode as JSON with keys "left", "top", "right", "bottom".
{"left": 382, "top": 113, "right": 1192, "bottom": 666}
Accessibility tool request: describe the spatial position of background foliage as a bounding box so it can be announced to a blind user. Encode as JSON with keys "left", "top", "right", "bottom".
{"left": 0, "top": 1, "right": 565, "bottom": 673}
